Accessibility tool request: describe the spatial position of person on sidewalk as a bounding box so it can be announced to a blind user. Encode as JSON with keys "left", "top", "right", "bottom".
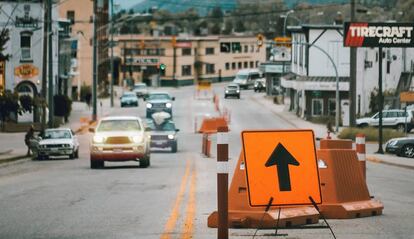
{"left": 25, "top": 125, "right": 35, "bottom": 156}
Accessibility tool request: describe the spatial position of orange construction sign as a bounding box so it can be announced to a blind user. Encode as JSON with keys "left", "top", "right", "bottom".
{"left": 241, "top": 130, "right": 322, "bottom": 207}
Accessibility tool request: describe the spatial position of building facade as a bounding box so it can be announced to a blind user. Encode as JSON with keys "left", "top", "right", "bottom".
{"left": 282, "top": 25, "right": 350, "bottom": 121}
{"left": 58, "top": 0, "right": 108, "bottom": 99}
{"left": 115, "top": 35, "right": 267, "bottom": 87}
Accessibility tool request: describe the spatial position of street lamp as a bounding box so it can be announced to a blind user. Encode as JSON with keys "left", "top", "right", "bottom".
{"left": 282, "top": 10, "right": 294, "bottom": 36}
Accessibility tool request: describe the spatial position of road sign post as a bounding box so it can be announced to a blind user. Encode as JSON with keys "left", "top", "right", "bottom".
{"left": 217, "top": 126, "right": 229, "bottom": 239}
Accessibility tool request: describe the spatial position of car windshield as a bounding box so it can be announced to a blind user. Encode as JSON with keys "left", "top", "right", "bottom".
{"left": 153, "top": 122, "right": 176, "bottom": 131}
{"left": 122, "top": 94, "right": 136, "bottom": 98}
{"left": 97, "top": 120, "right": 141, "bottom": 132}
{"left": 134, "top": 85, "right": 146, "bottom": 90}
{"left": 227, "top": 85, "right": 238, "bottom": 89}
{"left": 148, "top": 93, "right": 171, "bottom": 100}
{"left": 236, "top": 74, "right": 248, "bottom": 80}
{"left": 43, "top": 130, "right": 71, "bottom": 139}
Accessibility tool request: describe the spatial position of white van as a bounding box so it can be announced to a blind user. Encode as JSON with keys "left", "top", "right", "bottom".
{"left": 232, "top": 69, "right": 263, "bottom": 89}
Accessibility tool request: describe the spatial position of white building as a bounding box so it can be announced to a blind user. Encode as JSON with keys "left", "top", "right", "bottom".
{"left": 357, "top": 47, "right": 414, "bottom": 115}
{"left": 1, "top": 1, "right": 59, "bottom": 98}
{"left": 281, "top": 25, "right": 350, "bottom": 120}
{"left": 282, "top": 24, "right": 414, "bottom": 122}
{"left": 0, "top": 1, "right": 59, "bottom": 122}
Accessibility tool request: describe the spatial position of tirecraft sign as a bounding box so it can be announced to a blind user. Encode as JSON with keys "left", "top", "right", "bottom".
{"left": 344, "top": 22, "right": 414, "bottom": 48}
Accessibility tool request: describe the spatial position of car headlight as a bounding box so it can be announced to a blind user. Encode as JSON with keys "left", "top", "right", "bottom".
{"left": 93, "top": 135, "right": 105, "bottom": 143}
{"left": 236, "top": 90, "right": 240, "bottom": 93}
{"left": 387, "top": 140, "right": 398, "bottom": 146}
{"left": 166, "top": 102, "right": 172, "bottom": 108}
{"left": 225, "top": 90, "right": 229, "bottom": 93}
{"left": 131, "top": 135, "right": 143, "bottom": 143}
{"left": 168, "top": 134, "right": 175, "bottom": 140}
{"left": 146, "top": 103, "right": 152, "bottom": 109}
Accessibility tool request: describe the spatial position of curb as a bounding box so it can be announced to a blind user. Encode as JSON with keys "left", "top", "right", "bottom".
{"left": 366, "top": 156, "right": 414, "bottom": 170}
{"left": 0, "top": 155, "right": 30, "bottom": 166}
{"left": 0, "top": 149, "right": 13, "bottom": 155}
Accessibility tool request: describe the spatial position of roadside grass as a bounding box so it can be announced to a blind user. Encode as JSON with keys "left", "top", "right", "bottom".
{"left": 338, "top": 127, "right": 406, "bottom": 142}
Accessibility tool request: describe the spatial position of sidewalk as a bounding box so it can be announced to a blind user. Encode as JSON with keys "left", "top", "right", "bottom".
{"left": 252, "top": 93, "right": 414, "bottom": 170}
{"left": 0, "top": 101, "right": 95, "bottom": 164}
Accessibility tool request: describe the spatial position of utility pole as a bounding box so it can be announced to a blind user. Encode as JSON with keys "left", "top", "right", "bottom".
{"left": 92, "top": 0, "right": 98, "bottom": 121}
{"left": 47, "top": 0, "right": 54, "bottom": 128}
{"left": 41, "top": 0, "right": 48, "bottom": 130}
{"left": 349, "top": 0, "right": 357, "bottom": 126}
{"left": 109, "top": 0, "right": 114, "bottom": 107}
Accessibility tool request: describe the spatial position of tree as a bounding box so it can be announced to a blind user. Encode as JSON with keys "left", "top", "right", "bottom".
{"left": 54, "top": 95, "right": 72, "bottom": 123}
{"left": 0, "top": 91, "right": 20, "bottom": 130}
{"left": 0, "top": 28, "right": 10, "bottom": 61}
{"left": 19, "top": 95, "right": 33, "bottom": 113}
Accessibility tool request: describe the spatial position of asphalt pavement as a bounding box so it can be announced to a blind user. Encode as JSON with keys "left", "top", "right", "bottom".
{"left": 0, "top": 84, "right": 413, "bottom": 238}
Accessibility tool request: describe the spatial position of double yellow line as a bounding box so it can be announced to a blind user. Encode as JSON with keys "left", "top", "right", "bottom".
{"left": 161, "top": 159, "right": 197, "bottom": 239}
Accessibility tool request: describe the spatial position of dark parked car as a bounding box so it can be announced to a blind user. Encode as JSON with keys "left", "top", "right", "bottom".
{"left": 385, "top": 137, "right": 414, "bottom": 158}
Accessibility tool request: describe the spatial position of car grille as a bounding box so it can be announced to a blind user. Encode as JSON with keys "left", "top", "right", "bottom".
{"left": 45, "top": 144, "right": 65, "bottom": 148}
{"left": 106, "top": 136, "right": 131, "bottom": 144}
{"left": 151, "top": 135, "right": 169, "bottom": 140}
{"left": 152, "top": 103, "right": 166, "bottom": 108}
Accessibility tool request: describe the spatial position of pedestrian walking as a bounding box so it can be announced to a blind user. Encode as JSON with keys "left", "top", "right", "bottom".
{"left": 25, "top": 125, "right": 35, "bottom": 156}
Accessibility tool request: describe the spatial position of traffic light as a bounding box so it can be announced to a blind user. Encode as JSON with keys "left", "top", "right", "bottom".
{"left": 257, "top": 34, "right": 264, "bottom": 48}
{"left": 159, "top": 63, "right": 166, "bottom": 71}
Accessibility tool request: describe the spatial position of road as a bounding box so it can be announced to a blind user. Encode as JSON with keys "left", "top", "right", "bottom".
{"left": 0, "top": 84, "right": 414, "bottom": 239}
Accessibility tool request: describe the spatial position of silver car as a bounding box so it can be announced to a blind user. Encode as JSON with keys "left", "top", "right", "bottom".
{"left": 32, "top": 128, "right": 79, "bottom": 160}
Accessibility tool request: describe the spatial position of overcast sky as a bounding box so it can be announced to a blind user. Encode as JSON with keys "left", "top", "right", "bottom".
{"left": 113, "top": 0, "right": 143, "bottom": 11}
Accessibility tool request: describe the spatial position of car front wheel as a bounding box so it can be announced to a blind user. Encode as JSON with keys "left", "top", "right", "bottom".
{"left": 140, "top": 155, "right": 150, "bottom": 168}
{"left": 396, "top": 124, "right": 406, "bottom": 132}
{"left": 401, "top": 144, "right": 414, "bottom": 158}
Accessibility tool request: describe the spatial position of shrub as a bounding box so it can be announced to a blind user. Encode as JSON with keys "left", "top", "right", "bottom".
{"left": 19, "top": 95, "right": 33, "bottom": 113}
{"left": 53, "top": 95, "right": 72, "bottom": 122}
{"left": 338, "top": 127, "right": 405, "bottom": 142}
{"left": 0, "top": 91, "right": 20, "bottom": 129}
{"left": 80, "top": 84, "right": 92, "bottom": 102}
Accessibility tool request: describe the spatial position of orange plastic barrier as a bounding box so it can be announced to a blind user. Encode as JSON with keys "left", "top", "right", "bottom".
{"left": 317, "top": 149, "right": 383, "bottom": 219}
{"left": 198, "top": 117, "right": 229, "bottom": 134}
{"left": 355, "top": 134, "right": 367, "bottom": 180}
{"left": 208, "top": 153, "right": 320, "bottom": 228}
{"left": 201, "top": 134, "right": 211, "bottom": 157}
{"left": 320, "top": 139, "right": 352, "bottom": 149}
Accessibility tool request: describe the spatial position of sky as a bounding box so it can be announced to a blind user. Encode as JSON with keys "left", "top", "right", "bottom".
{"left": 113, "top": 0, "right": 143, "bottom": 11}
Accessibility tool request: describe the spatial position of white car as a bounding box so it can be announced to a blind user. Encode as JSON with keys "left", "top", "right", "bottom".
{"left": 89, "top": 116, "right": 151, "bottom": 168}
{"left": 356, "top": 109, "right": 414, "bottom": 132}
{"left": 32, "top": 128, "right": 79, "bottom": 160}
{"left": 233, "top": 69, "right": 264, "bottom": 89}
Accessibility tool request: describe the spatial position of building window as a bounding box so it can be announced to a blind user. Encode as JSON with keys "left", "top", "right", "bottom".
{"left": 255, "top": 61, "right": 259, "bottom": 67}
{"left": 220, "top": 42, "right": 231, "bottom": 53}
{"left": 20, "top": 32, "right": 32, "bottom": 61}
{"left": 328, "top": 98, "right": 336, "bottom": 116}
{"left": 244, "top": 62, "right": 248, "bottom": 68}
{"left": 158, "top": 48, "right": 165, "bottom": 56}
{"left": 182, "top": 48, "right": 191, "bottom": 56}
{"left": 67, "top": 10, "right": 75, "bottom": 24}
{"left": 250, "top": 61, "right": 254, "bottom": 68}
{"left": 182, "top": 65, "right": 192, "bottom": 76}
{"left": 250, "top": 45, "right": 254, "bottom": 53}
{"left": 232, "top": 42, "right": 241, "bottom": 53}
{"left": 244, "top": 45, "right": 248, "bottom": 53}
{"left": 206, "top": 47, "right": 214, "bottom": 55}
{"left": 225, "top": 62, "right": 230, "bottom": 70}
{"left": 232, "top": 62, "right": 236, "bottom": 70}
{"left": 238, "top": 62, "right": 242, "bottom": 69}
{"left": 206, "top": 64, "right": 215, "bottom": 74}
{"left": 299, "top": 41, "right": 303, "bottom": 66}
{"left": 312, "top": 99, "right": 323, "bottom": 116}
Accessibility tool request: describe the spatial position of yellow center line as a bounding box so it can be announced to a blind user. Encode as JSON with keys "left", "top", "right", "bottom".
{"left": 160, "top": 159, "right": 191, "bottom": 239}
{"left": 181, "top": 165, "right": 197, "bottom": 239}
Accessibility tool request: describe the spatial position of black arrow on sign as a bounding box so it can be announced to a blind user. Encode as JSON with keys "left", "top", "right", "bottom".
{"left": 265, "top": 143, "right": 300, "bottom": 191}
